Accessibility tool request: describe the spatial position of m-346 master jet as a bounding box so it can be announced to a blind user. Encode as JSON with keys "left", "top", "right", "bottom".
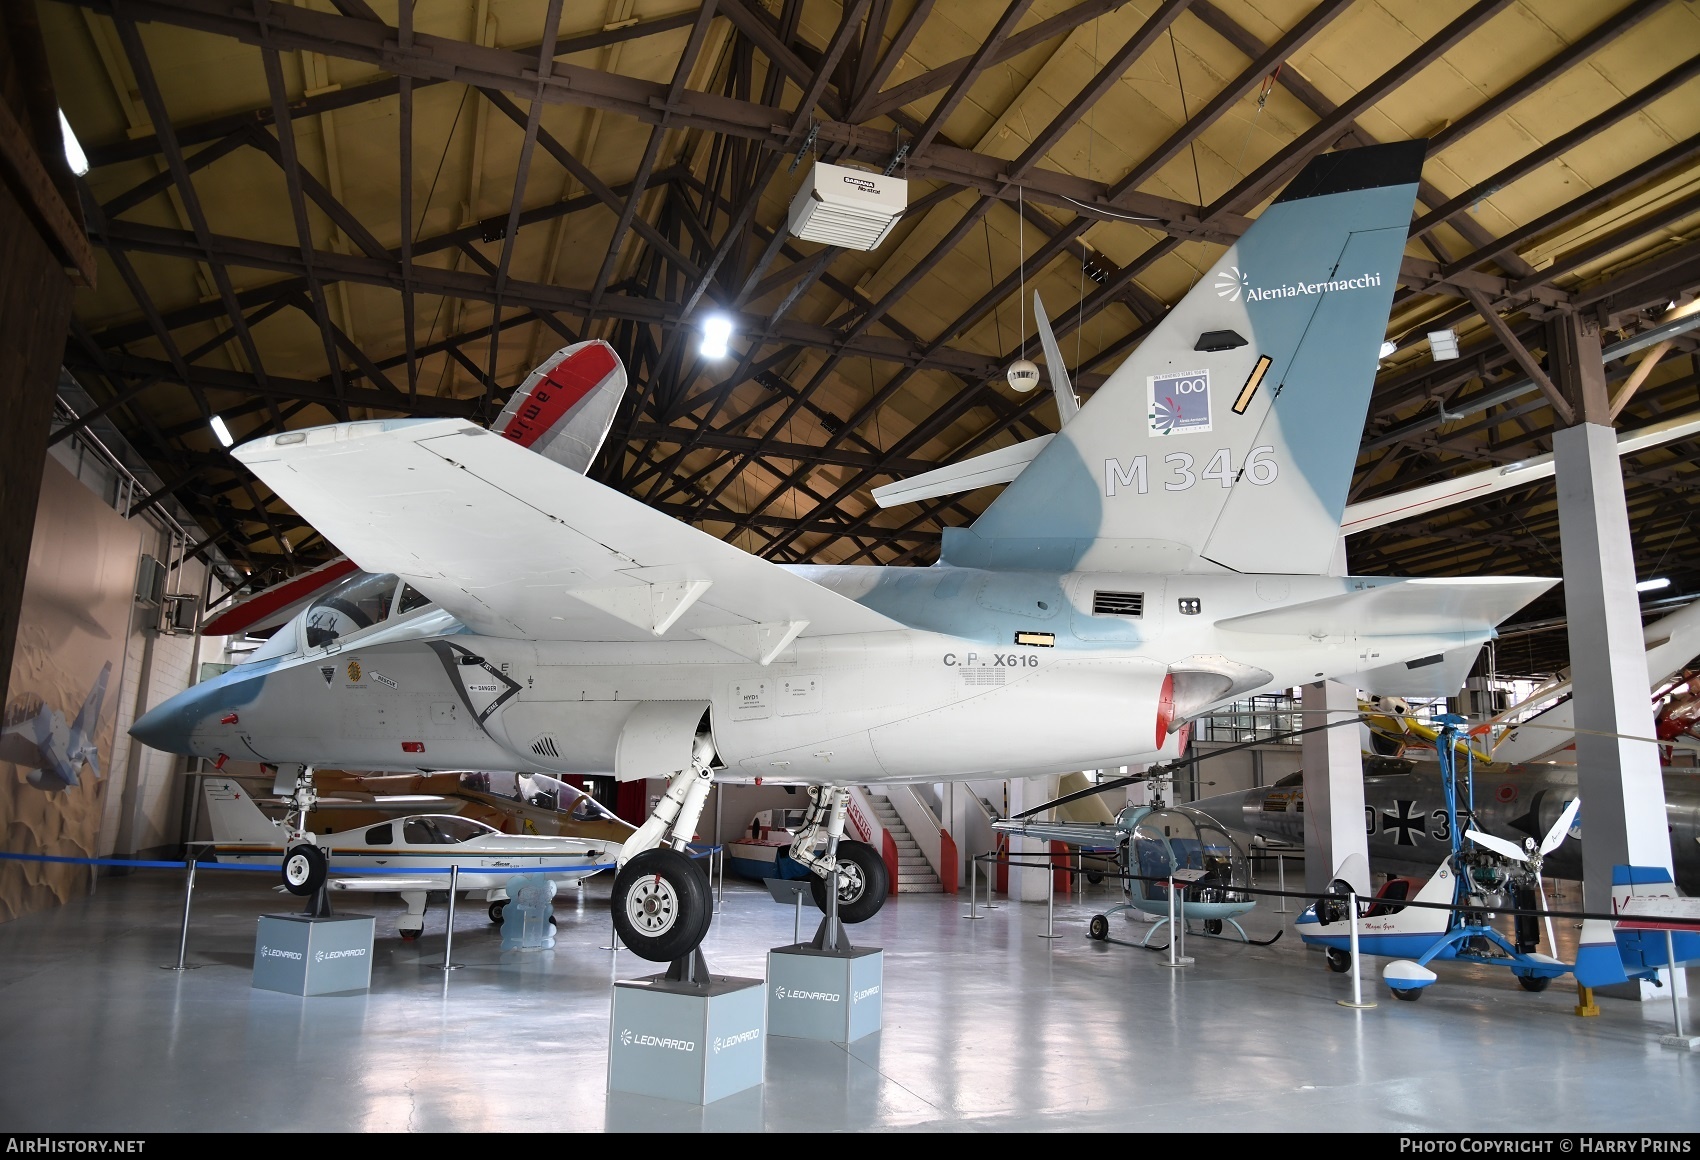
{"left": 132, "top": 142, "right": 1558, "bottom": 964}
{"left": 2, "top": 662, "right": 111, "bottom": 792}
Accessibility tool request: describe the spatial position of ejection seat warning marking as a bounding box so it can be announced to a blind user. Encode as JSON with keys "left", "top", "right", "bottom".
{"left": 1149, "top": 369, "right": 1211, "bottom": 436}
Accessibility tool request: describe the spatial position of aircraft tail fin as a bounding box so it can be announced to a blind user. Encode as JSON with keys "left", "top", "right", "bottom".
{"left": 948, "top": 141, "right": 1426, "bottom": 575}
{"left": 490, "top": 340, "right": 627, "bottom": 474}
{"left": 1033, "top": 294, "right": 1079, "bottom": 425}
{"left": 71, "top": 662, "right": 111, "bottom": 743}
{"left": 203, "top": 777, "right": 282, "bottom": 843}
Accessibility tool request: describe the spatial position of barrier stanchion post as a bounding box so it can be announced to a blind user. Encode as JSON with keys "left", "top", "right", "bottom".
{"left": 1165, "top": 875, "right": 1193, "bottom": 967}
{"left": 1337, "top": 891, "right": 1375, "bottom": 1008}
{"left": 1039, "top": 851, "right": 1061, "bottom": 939}
{"left": 1276, "top": 855, "right": 1288, "bottom": 914}
{"left": 1659, "top": 930, "right": 1698, "bottom": 1049}
{"left": 440, "top": 864, "right": 463, "bottom": 971}
{"left": 162, "top": 854, "right": 201, "bottom": 971}
{"left": 966, "top": 854, "right": 982, "bottom": 920}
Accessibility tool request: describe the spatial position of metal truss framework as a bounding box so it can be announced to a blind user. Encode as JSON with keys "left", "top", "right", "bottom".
{"left": 48, "top": 0, "right": 1700, "bottom": 674}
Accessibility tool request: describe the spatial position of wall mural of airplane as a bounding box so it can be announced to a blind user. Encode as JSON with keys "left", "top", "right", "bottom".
{"left": 132, "top": 142, "right": 1578, "bottom": 965}
{"left": 1, "top": 662, "right": 111, "bottom": 793}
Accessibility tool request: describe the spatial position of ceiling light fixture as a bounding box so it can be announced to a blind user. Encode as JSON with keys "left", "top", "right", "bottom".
{"left": 700, "top": 315, "right": 732, "bottom": 360}
{"left": 1427, "top": 329, "right": 1460, "bottom": 360}
{"left": 209, "top": 415, "right": 234, "bottom": 447}
{"left": 1636, "top": 577, "right": 1671, "bottom": 593}
{"left": 1378, "top": 340, "right": 1398, "bottom": 360}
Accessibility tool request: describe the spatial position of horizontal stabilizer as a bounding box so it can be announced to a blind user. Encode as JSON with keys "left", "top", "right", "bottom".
{"left": 871, "top": 436, "right": 1050, "bottom": 508}
{"left": 1216, "top": 577, "right": 1555, "bottom": 637}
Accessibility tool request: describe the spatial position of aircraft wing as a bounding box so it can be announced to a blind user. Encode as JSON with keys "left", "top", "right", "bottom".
{"left": 232, "top": 419, "right": 904, "bottom": 657}
{"left": 992, "top": 817, "right": 1123, "bottom": 849}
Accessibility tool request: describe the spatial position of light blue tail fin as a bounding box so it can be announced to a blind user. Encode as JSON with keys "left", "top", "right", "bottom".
{"left": 946, "top": 141, "right": 1425, "bottom": 576}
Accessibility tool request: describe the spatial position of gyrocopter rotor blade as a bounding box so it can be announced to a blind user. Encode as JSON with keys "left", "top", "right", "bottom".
{"left": 1465, "top": 828, "right": 1532, "bottom": 863}
{"left": 1540, "top": 796, "right": 1581, "bottom": 856}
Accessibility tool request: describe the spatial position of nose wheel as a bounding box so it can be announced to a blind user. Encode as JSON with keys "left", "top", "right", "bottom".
{"left": 282, "top": 843, "right": 327, "bottom": 896}
{"left": 610, "top": 848, "right": 713, "bottom": 962}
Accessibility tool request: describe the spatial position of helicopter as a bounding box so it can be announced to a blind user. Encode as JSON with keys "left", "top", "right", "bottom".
{"left": 1295, "top": 713, "right": 1579, "bottom": 999}
{"left": 994, "top": 767, "right": 1277, "bottom": 951}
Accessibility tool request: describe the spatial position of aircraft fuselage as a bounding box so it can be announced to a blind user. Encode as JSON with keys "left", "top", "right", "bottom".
{"left": 133, "top": 566, "right": 1511, "bottom": 786}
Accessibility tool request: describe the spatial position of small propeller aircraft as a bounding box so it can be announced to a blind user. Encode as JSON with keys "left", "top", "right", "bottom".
{"left": 1295, "top": 714, "right": 1579, "bottom": 999}
{"left": 202, "top": 777, "right": 615, "bottom": 938}
{"left": 0, "top": 662, "right": 111, "bottom": 792}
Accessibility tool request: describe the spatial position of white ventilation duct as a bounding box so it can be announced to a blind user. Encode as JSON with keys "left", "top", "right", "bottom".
{"left": 788, "top": 162, "right": 907, "bottom": 251}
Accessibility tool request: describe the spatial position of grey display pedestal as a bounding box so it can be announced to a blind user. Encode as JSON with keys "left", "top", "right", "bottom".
{"left": 608, "top": 961, "right": 766, "bottom": 1105}
{"left": 767, "top": 938, "right": 884, "bottom": 1043}
{"left": 252, "top": 913, "right": 375, "bottom": 995}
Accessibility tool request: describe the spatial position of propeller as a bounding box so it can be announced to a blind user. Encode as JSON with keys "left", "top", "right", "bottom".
{"left": 1465, "top": 796, "right": 1580, "bottom": 955}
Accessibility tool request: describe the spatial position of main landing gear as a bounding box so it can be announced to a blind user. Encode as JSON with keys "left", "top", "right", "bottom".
{"left": 787, "top": 786, "right": 890, "bottom": 926}
{"left": 610, "top": 733, "right": 719, "bottom": 962}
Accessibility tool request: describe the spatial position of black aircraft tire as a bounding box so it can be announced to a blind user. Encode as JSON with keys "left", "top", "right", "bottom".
{"left": 1204, "top": 919, "right": 1224, "bottom": 935}
{"left": 1392, "top": 987, "right": 1423, "bottom": 1001}
{"left": 811, "top": 840, "right": 889, "bottom": 924}
{"left": 1517, "top": 973, "right": 1552, "bottom": 993}
{"left": 1088, "top": 914, "right": 1110, "bottom": 941}
{"left": 282, "top": 844, "right": 327, "bottom": 896}
{"left": 398, "top": 927, "right": 421, "bottom": 942}
{"left": 611, "top": 848, "right": 714, "bottom": 963}
{"left": 1325, "top": 947, "right": 1353, "bottom": 973}
{"left": 488, "top": 900, "right": 507, "bottom": 924}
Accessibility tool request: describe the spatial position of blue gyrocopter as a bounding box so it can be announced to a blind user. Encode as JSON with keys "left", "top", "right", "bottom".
{"left": 1297, "top": 713, "right": 1576, "bottom": 999}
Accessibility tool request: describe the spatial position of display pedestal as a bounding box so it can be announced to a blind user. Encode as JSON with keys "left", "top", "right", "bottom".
{"left": 767, "top": 940, "right": 883, "bottom": 1043}
{"left": 607, "top": 963, "right": 765, "bottom": 1105}
{"left": 252, "top": 913, "right": 375, "bottom": 995}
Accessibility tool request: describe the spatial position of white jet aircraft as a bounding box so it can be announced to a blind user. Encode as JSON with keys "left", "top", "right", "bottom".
{"left": 133, "top": 141, "right": 1560, "bottom": 964}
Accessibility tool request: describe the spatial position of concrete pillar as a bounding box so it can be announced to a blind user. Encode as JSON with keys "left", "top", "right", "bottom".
{"left": 1301, "top": 680, "right": 1370, "bottom": 895}
{"left": 1553, "top": 422, "right": 1673, "bottom": 904}
{"left": 1550, "top": 312, "right": 1674, "bottom": 913}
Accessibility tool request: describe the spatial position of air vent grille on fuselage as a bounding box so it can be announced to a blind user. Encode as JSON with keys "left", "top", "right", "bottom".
{"left": 1092, "top": 591, "right": 1144, "bottom": 617}
{"left": 531, "top": 736, "right": 561, "bottom": 758}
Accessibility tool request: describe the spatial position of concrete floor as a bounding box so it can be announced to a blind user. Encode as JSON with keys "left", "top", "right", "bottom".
{"left": 0, "top": 869, "right": 1695, "bottom": 1132}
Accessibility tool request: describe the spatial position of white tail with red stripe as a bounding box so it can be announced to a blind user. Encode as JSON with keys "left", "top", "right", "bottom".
{"left": 491, "top": 339, "right": 628, "bottom": 474}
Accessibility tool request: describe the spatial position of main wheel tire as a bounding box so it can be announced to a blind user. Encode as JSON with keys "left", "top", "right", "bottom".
{"left": 1204, "top": 919, "right": 1224, "bottom": 935}
{"left": 1517, "top": 973, "right": 1552, "bottom": 993}
{"left": 1088, "top": 914, "right": 1110, "bottom": 941}
{"left": 1392, "top": 987, "right": 1423, "bottom": 1002}
{"left": 488, "top": 900, "right": 507, "bottom": 924}
{"left": 810, "top": 839, "right": 890, "bottom": 924}
{"left": 610, "top": 848, "right": 714, "bottom": 963}
{"left": 282, "top": 844, "right": 327, "bottom": 896}
{"left": 1086, "top": 872, "right": 1105, "bottom": 885}
{"left": 1325, "top": 947, "right": 1352, "bottom": 974}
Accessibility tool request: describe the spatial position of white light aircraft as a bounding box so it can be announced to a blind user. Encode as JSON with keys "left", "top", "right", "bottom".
{"left": 133, "top": 142, "right": 1561, "bottom": 965}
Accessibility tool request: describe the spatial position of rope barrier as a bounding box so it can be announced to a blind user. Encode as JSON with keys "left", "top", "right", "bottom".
{"left": 971, "top": 851, "right": 1700, "bottom": 928}
{"left": 0, "top": 846, "right": 719, "bottom": 878}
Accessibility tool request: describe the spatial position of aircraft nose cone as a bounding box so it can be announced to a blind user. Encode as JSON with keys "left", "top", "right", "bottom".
{"left": 130, "top": 695, "right": 196, "bottom": 754}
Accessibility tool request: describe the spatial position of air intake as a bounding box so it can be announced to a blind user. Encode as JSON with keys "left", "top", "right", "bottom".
{"left": 530, "top": 736, "right": 561, "bottom": 758}
{"left": 1092, "top": 591, "right": 1144, "bottom": 617}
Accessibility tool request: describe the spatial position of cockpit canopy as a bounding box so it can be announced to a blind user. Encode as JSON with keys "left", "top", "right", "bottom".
{"left": 1125, "top": 805, "right": 1249, "bottom": 904}
{"left": 305, "top": 572, "right": 433, "bottom": 649}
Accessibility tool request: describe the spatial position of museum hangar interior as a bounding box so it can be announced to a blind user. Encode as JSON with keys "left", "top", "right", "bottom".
{"left": 1, "top": 0, "right": 1699, "bottom": 1134}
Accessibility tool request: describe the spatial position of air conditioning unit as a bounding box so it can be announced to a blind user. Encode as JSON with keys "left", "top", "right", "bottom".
{"left": 135, "top": 554, "right": 165, "bottom": 606}
{"left": 787, "top": 162, "right": 907, "bottom": 250}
